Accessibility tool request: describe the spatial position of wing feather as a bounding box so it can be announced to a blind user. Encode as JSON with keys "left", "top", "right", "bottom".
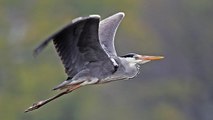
{"left": 99, "top": 12, "right": 125, "bottom": 57}
{"left": 34, "top": 15, "right": 114, "bottom": 78}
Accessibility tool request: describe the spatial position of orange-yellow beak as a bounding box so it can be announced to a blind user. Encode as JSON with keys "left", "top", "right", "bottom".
{"left": 140, "top": 55, "right": 164, "bottom": 61}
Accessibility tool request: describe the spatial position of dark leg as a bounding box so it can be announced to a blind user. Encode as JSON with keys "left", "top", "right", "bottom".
{"left": 25, "top": 84, "right": 81, "bottom": 113}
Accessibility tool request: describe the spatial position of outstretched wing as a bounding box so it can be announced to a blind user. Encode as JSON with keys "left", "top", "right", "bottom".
{"left": 99, "top": 12, "right": 125, "bottom": 57}
{"left": 34, "top": 15, "right": 114, "bottom": 78}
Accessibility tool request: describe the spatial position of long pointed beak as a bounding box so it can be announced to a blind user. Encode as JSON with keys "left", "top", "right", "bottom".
{"left": 140, "top": 55, "right": 164, "bottom": 61}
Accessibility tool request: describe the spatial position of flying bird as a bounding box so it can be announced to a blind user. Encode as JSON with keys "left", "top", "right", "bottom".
{"left": 25, "top": 12, "right": 164, "bottom": 112}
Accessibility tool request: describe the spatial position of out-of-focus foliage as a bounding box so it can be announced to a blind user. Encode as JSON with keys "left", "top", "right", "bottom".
{"left": 0, "top": 0, "right": 212, "bottom": 120}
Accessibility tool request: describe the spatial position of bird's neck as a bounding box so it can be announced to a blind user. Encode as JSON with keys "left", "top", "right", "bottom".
{"left": 118, "top": 57, "right": 139, "bottom": 78}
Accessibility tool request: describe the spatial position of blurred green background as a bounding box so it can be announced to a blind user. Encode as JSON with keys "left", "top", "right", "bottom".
{"left": 0, "top": 0, "right": 213, "bottom": 120}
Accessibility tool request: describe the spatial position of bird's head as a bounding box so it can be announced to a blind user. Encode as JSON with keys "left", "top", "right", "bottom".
{"left": 121, "top": 53, "right": 164, "bottom": 65}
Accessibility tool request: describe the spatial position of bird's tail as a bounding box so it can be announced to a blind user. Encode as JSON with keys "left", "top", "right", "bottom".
{"left": 52, "top": 80, "right": 71, "bottom": 90}
{"left": 52, "top": 77, "right": 84, "bottom": 91}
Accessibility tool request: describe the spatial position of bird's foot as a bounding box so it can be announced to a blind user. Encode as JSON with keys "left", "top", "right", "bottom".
{"left": 25, "top": 100, "right": 46, "bottom": 113}
{"left": 24, "top": 84, "right": 82, "bottom": 113}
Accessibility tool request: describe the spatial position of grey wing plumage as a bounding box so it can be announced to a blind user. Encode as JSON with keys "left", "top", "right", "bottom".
{"left": 99, "top": 12, "right": 125, "bottom": 57}
{"left": 34, "top": 15, "right": 114, "bottom": 78}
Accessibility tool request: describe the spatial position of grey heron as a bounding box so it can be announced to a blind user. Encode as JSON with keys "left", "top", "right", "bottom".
{"left": 25, "top": 12, "right": 164, "bottom": 112}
